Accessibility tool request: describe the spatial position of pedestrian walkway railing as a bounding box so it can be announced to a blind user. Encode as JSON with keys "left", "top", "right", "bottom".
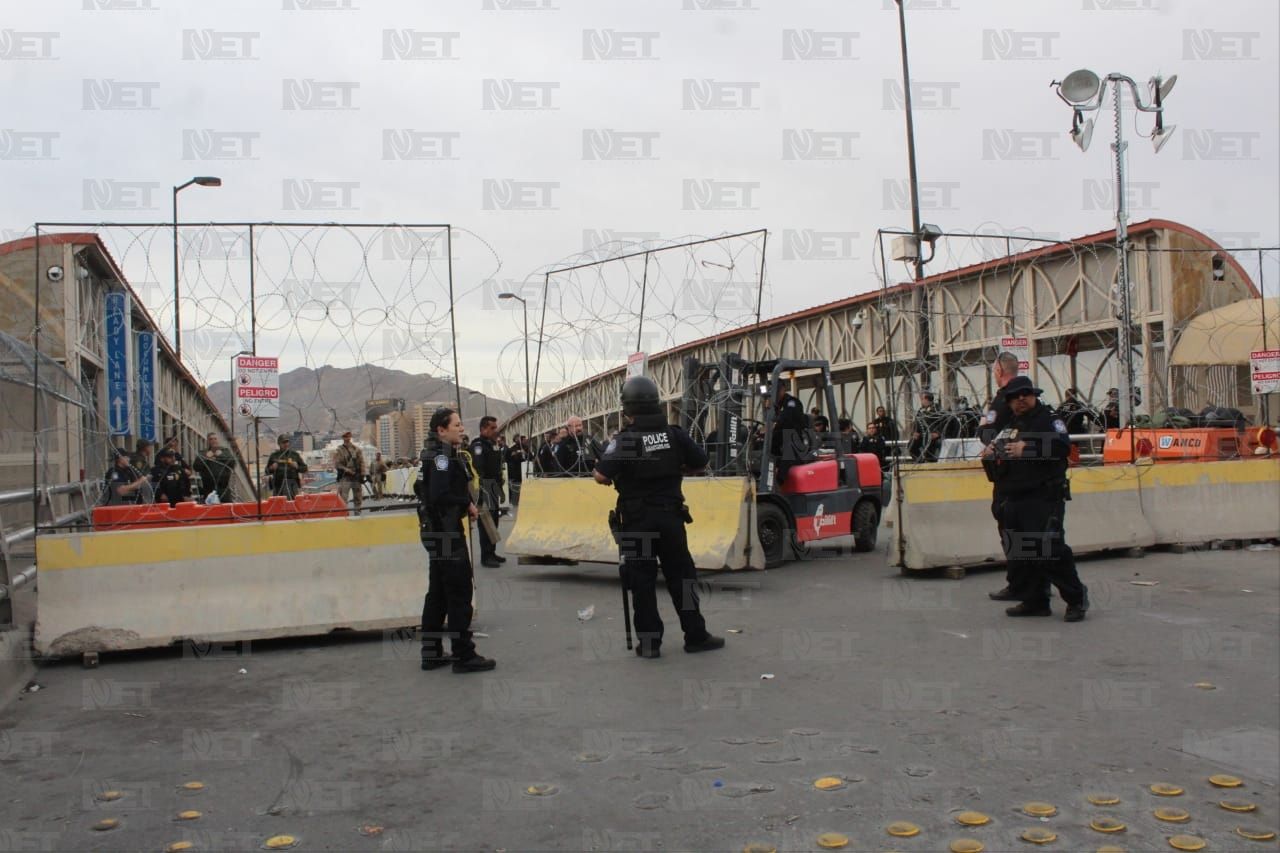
{"left": 0, "top": 480, "right": 94, "bottom": 627}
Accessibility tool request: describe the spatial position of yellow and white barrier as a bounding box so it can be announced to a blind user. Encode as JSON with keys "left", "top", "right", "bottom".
{"left": 889, "top": 458, "right": 1280, "bottom": 571}
{"left": 505, "top": 477, "right": 763, "bottom": 571}
{"left": 34, "top": 512, "right": 425, "bottom": 657}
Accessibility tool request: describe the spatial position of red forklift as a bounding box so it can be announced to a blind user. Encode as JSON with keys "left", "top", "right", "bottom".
{"left": 680, "top": 354, "right": 889, "bottom": 567}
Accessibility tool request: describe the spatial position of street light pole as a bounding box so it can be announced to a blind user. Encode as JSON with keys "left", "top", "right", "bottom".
{"left": 498, "top": 292, "right": 531, "bottom": 407}
{"left": 171, "top": 176, "right": 222, "bottom": 361}
{"left": 1053, "top": 69, "right": 1176, "bottom": 428}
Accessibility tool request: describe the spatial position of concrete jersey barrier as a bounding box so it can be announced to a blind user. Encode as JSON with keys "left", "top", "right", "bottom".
{"left": 505, "top": 476, "right": 763, "bottom": 571}
{"left": 889, "top": 458, "right": 1280, "bottom": 571}
{"left": 34, "top": 512, "right": 425, "bottom": 657}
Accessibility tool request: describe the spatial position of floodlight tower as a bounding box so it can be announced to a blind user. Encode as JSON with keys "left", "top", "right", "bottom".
{"left": 1052, "top": 69, "right": 1176, "bottom": 428}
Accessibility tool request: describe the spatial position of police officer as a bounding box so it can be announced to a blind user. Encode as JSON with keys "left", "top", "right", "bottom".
{"left": 153, "top": 447, "right": 192, "bottom": 507}
{"left": 104, "top": 448, "right": 148, "bottom": 505}
{"left": 593, "top": 376, "right": 725, "bottom": 659}
{"left": 418, "top": 407, "right": 496, "bottom": 673}
{"left": 909, "top": 392, "right": 943, "bottom": 462}
{"left": 980, "top": 351, "right": 1024, "bottom": 602}
{"left": 768, "top": 384, "right": 809, "bottom": 486}
{"left": 470, "top": 416, "right": 505, "bottom": 568}
{"left": 989, "top": 376, "right": 1089, "bottom": 622}
{"left": 556, "top": 416, "right": 600, "bottom": 476}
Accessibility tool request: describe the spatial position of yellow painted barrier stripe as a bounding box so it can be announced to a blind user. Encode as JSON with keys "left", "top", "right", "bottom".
{"left": 37, "top": 513, "right": 420, "bottom": 571}
{"left": 902, "top": 458, "right": 1279, "bottom": 505}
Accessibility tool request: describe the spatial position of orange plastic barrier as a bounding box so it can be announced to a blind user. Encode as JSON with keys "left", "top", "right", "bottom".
{"left": 1102, "top": 427, "right": 1272, "bottom": 464}
{"left": 91, "top": 492, "right": 353, "bottom": 530}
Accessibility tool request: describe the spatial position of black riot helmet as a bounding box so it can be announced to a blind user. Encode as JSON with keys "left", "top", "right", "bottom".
{"left": 620, "top": 375, "right": 661, "bottom": 416}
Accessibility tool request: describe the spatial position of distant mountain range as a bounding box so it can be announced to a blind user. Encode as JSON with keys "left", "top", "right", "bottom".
{"left": 207, "top": 364, "right": 519, "bottom": 436}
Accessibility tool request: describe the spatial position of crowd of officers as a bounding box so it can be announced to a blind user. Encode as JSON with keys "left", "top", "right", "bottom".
{"left": 103, "top": 433, "right": 237, "bottom": 507}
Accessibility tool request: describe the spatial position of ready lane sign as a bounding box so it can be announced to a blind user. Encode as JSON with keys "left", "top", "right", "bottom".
{"left": 136, "top": 331, "right": 158, "bottom": 441}
{"left": 235, "top": 355, "right": 280, "bottom": 419}
{"left": 105, "top": 291, "right": 132, "bottom": 435}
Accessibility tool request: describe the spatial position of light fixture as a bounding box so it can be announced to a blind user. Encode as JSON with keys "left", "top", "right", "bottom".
{"left": 1070, "top": 110, "right": 1095, "bottom": 152}
{"left": 193, "top": 176, "right": 222, "bottom": 187}
{"left": 1059, "top": 68, "right": 1101, "bottom": 105}
{"left": 1151, "top": 121, "right": 1176, "bottom": 154}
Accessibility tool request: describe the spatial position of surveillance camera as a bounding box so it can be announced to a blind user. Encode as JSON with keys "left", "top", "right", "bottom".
{"left": 1211, "top": 255, "right": 1226, "bottom": 282}
{"left": 851, "top": 310, "right": 865, "bottom": 330}
{"left": 46, "top": 265, "right": 64, "bottom": 283}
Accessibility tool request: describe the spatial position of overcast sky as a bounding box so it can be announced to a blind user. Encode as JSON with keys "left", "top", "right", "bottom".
{"left": 3, "top": 0, "right": 1276, "bottom": 403}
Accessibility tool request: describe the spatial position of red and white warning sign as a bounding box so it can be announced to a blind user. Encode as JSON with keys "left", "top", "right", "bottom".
{"left": 1250, "top": 349, "right": 1280, "bottom": 395}
{"left": 1001, "top": 337, "right": 1031, "bottom": 371}
{"left": 235, "top": 355, "right": 280, "bottom": 419}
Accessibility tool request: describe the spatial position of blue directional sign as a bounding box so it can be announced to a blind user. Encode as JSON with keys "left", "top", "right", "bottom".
{"left": 136, "top": 331, "right": 157, "bottom": 442}
{"left": 105, "top": 292, "right": 132, "bottom": 436}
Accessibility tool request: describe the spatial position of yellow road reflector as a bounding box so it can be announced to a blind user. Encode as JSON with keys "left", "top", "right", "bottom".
{"left": 180, "top": 781, "right": 205, "bottom": 792}
{"left": 524, "top": 784, "right": 559, "bottom": 797}
{"left": 743, "top": 844, "right": 777, "bottom": 853}
{"left": 1150, "top": 783, "right": 1183, "bottom": 796}
{"left": 1090, "top": 817, "right": 1126, "bottom": 833}
{"left": 1235, "top": 827, "right": 1276, "bottom": 842}
{"left": 165, "top": 843, "right": 195, "bottom": 853}
{"left": 92, "top": 818, "right": 119, "bottom": 831}
{"left": 1193, "top": 682, "right": 1215, "bottom": 690}
{"left": 886, "top": 821, "right": 920, "bottom": 838}
{"left": 263, "top": 836, "right": 298, "bottom": 850}
{"left": 950, "top": 839, "right": 984, "bottom": 853}
{"left": 1154, "top": 807, "right": 1191, "bottom": 823}
{"left": 1220, "top": 800, "right": 1257, "bottom": 813}
{"left": 1088, "top": 793, "right": 1121, "bottom": 806}
{"left": 814, "top": 777, "right": 845, "bottom": 791}
{"left": 1167, "top": 835, "right": 1205, "bottom": 851}
{"left": 358, "top": 824, "right": 384, "bottom": 837}
{"left": 1021, "top": 829, "right": 1057, "bottom": 844}
{"left": 95, "top": 790, "right": 123, "bottom": 802}
{"left": 955, "top": 811, "right": 990, "bottom": 826}
{"left": 1096, "top": 847, "right": 1126, "bottom": 853}
{"left": 1209, "top": 774, "right": 1242, "bottom": 788}
{"left": 1023, "top": 802, "right": 1058, "bottom": 817}
{"left": 176, "top": 810, "right": 201, "bottom": 821}
{"left": 816, "top": 832, "right": 849, "bottom": 849}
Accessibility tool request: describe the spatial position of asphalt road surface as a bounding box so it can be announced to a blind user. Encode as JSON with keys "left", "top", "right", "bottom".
{"left": 2, "top": 544, "right": 1277, "bottom": 852}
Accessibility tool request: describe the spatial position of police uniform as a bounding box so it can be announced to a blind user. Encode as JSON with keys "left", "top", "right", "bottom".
{"left": 104, "top": 456, "right": 145, "bottom": 505}
{"left": 990, "top": 377, "right": 1089, "bottom": 622}
{"left": 595, "top": 396, "right": 723, "bottom": 658}
{"left": 418, "top": 435, "right": 494, "bottom": 671}
{"left": 154, "top": 457, "right": 191, "bottom": 507}
{"left": 980, "top": 381, "right": 1023, "bottom": 600}
{"left": 469, "top": 434, "right": 505, "bottom": 565}
{"left": 555, "top": 431, "right": 599, "bottom": 477}
{"left": 770, "top": 392, "right": 809, "bottom": 486}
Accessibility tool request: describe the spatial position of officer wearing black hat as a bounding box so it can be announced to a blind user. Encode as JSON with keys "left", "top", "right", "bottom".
{"left": 104, "top": 448, "right": 149, "bottom": 505}
{"left": 989, "top": 376, "right": 1089, "bottom": 622}
{"left": 153, "top": 447, "right": 192, "bottom": 507}
{"left": 593, "top": 376, "right": 725, "bottom": 658}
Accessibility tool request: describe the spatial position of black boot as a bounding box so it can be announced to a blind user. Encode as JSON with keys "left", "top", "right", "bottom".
{"left": 1065, "top": 586, "right": 1090, "bottom": 623}
{"left": 1006, "top": 602, "right": 1052, "bottom": 617}
{"left": 988, "top": 586, "right": 1018, "bottom": 601}
{"left": 684, "top": 635, "right": 726, "bottom": 653}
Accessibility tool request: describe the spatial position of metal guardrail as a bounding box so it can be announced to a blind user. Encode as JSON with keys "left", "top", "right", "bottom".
{"left": 0, "top": 480, "right": 93, "bottom": 624}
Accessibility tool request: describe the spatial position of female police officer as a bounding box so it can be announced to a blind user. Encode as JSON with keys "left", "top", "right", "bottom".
{"left": 593, "top": 376, "right": 724, "bottom": 659}
{"left": 418, "top": 407, "right": 496, "bottom": 673}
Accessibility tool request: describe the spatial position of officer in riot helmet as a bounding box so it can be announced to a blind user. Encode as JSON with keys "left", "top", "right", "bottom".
{"left": 594, "top": 376, "right": 724, "bottom": 659}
